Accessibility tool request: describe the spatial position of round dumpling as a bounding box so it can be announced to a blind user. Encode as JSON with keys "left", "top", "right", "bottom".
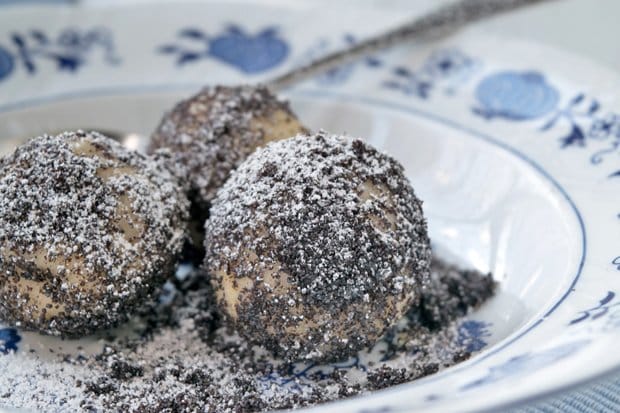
{"left": 205, "top": 132, "right": 431, "bottom": 362}
{"left": 0, "top": 131, "right": 189, "bottom": 337}
{"left": 150, "top": 85, "right": 308, "bottom": 210}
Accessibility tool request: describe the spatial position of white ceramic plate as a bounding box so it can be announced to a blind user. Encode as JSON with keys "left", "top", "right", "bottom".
{"left": 0, "top": 2, "right": 619, "bottom": 412}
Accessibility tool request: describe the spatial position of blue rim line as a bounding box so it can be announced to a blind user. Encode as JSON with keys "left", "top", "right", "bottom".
{"left": 0, "top": 84, "right": 587, "bottom": 378}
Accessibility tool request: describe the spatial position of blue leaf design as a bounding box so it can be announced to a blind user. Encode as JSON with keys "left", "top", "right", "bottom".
{"left": 418, "top": 82, "right": 431, "bottom": 99}
{"left": 540, "top": 115, "right": 559, "bottom": 131}
{"left": 344, "top": 33, "right": 356, "bottom": 44}
{"left": 158, "top": 45, "right": 180, "bottom": 54}
{"left": 457, "top": 320, "right": 491, "bottom": 352}
{"left": 5, "top": 27, "right": 120, "bottom": 78}
{"left": 560, "top": 125, "right": 586, "bottom": 148}
{"left": 0, "top": 328, "right": 21, "bottom": 354}
{"left": 592, "top": 307, "right": 610, "bottom": 320}
{"left": 177, "top": 52, "right": 202, "bottom": 65}
{"left": 30, "top": 30, "right": 48, "bottom": 44}
{"left": 461, "top": 340, "right": 589, "bottom": 390}
{"left": 570, "top": 93, "right": 585, "bottom": 105}
{"left": 10, "top": 33, "right": 26, "bottom": 48}
{"left": 0, "top": 45, "right": 15, "bottom": 82}
{"left": 11, "top": 33, "right": 35, "bottom": 73}
{"left": 393, "top": 66, "right": 411, "bottom": 77}
{"left": 600, "top": 291, "right": 615, "bottom": 306}
{"left": 588, "top": 100, "right": 601, "bottom": 115}
{"left": 570, "top": 291, "right": 620, "bottom": 325}
{"left": 365, "top": 57, "right": 382, "bottom": 67}
{"left": 179, "top": 28, "right": 207, "bottom": 40}
{"left": 569, "top": 313, "right": 589, "bottom": 325}
{"left": 58, "top": 29, "right": 81, "bottom": 48}
{"left": 54, "top": 54, "right": 82, "bottom": 71}
{"left": 589, "top": 136, "right": 620, "bottom": 165}
{"left": 609, "top": 171, "right": 620, "bottom": 178}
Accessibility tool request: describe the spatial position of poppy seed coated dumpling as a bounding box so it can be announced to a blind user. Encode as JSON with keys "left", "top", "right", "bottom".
{"left": 204, "top": 132, "right": 431, "bottom": 362}
{"left": 0, "top": 131, "right": 189, "bottom": 337}
{"left": 149, "top": 85, "right": 308, "bottom": 211}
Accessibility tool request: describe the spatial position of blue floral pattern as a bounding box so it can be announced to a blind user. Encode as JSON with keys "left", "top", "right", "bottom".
{"left": 258, "top": 319, "right": 493, "bottom": 389}
{"left": 0, "top": 21, "right": 617, "bottom": 409}
{"left": 0, "top": 328, "right": 20, "bottom": 354}
{"left": 461, "top": 340, "right": 589, "bottom": 390}
{"left": 474, "top": 71, "right": 559, "bottom": 120}
{"left": 295, "top": 42, "right": 476, "bottom": 95}
{"left": 383, "top": 48, "right": 478, "bottom": 98}
{"left": 570, "top": 291, "right": 620, "bottom": 325}
{"left": 159, "top": 25, "right": 288, "bottom": 74}
{"left": 457, "top": 320, "right": 492, "bottom": 352}
{"left": 539, "top": 93, "right": 620, "bottom": 177}
{"left": 539, "top": 93, "right": 599, "bottom": 146}
{"left": 4, "top": 27, "right": 119, "bottom": 77}
{"left": 470, "top": 71, "right": 620, "bottom": 276}
{"left": 568, "top": 291, "right": 620, "bottom": 332}
{"left": 259, "top": 354, "right": 366, "bottom": 392}
{"left": 295, "top": 34, "right": 383, "bottom": 86}
{"left": 0, "top": 44, "right": 14, "bottom": 82}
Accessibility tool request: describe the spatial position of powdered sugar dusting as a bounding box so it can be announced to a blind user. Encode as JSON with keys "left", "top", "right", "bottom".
{"left": 0, "top": 256, "right": 495, "bottom": 412}
{"left": 149, "top": 85, "right": 307, "bottom": 210}
{"left": 206, "top": 132, "right": 432, "bottom": 362}
{"left": 0, "top": 131, "right": 189, "bottom": 337}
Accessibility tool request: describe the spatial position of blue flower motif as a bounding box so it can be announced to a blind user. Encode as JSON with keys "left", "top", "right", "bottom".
{"left": 294, "top": 34, "right": 383, "bottom": 86}
{"left": 0, "top": 328, "right": 21, "bottom": 354}
{"left": 159, "top": 25, "right": 289, "bottom": 74}
{"left": 421, "top": 48, "right": 476, "bottom": 80}
{"left": 461, "top": 339, "right": 589, "bottom": 390}
{"left": 209, "top": 26, "right": 288, "bottom": 74}
{"left": 456, "top": 320, "right": 491, "bottom": 352}
{"left": 383, "top": 67, "right": 432, "bottom": 99}
{"left": 474, "top": 71, "right": 559, "bottom": 120}
{"left": 259, "top": 354, "right": 366, "bottom": 391}
{"left": 4, "top": 27, "right": 120, "bottom": 77}
{"left": 0, "top": 44, "right": 14, "bottom": 81}
{"left": 570, "top": 291, "right": 620, "bottom": 325}
{"left": 589, "top": 113, "right": 620, "bottom": 140}
{"left": 539, "top": 94, "right": 599, "bottom": 148}
{"left": 383, "top": 48, "right": 478, "bottom": 99}
{"left": 537, "top": 92, "right": 620, "bottom": 177}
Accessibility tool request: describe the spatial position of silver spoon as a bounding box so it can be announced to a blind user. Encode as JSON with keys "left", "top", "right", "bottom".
{"left": 14, "top": 0, "right": 555, "bottom": 149}
{"left": 267, "top": 0, "right": 554, "bottom": 91}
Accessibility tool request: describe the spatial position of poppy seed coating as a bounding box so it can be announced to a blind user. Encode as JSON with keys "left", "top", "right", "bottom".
{"left": 0, "top": 131, "right": 189, "bottom": 337}
{"left": 205, "top": 132, "right": 431, "bottom": 362}
{"left": 149, "top": 85, "right": 308, "bottom": 211}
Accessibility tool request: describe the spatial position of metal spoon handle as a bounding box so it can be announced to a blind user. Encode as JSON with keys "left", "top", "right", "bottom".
{"left": 267, "top": 0, "right": 554, "bottom": 91}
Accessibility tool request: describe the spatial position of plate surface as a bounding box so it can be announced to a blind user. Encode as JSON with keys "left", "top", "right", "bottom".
{"left": 0, "top": 2, "right": 619, "bottom": 412}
